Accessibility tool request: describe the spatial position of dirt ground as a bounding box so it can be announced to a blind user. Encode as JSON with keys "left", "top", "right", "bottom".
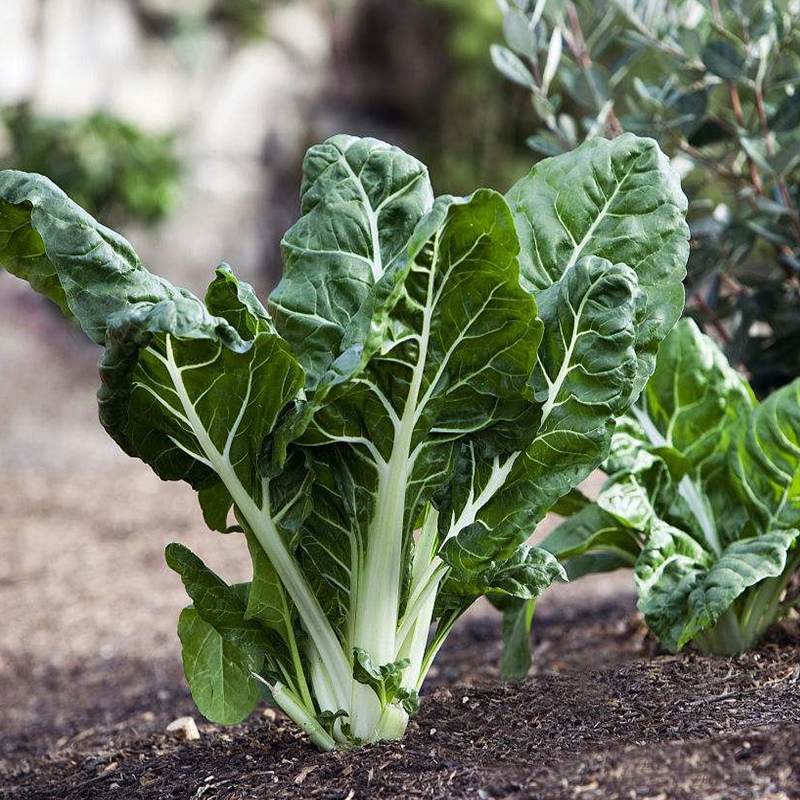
{"left": 1, "top": 279, "right": 799, "bottom": 799}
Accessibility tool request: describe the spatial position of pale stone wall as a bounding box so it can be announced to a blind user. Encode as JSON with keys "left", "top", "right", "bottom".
{"left": 0, "top": 0, "right": 331, "bottom": 292}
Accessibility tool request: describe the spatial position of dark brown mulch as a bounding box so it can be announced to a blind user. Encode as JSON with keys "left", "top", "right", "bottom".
{"left": 2, "top": 611, "right": 799, "bottom": 800}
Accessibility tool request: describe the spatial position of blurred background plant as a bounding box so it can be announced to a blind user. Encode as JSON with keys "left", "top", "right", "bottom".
{"left": 1, "top": 105, "right": 180, "bottom": 226}
{"left": 413, "top": 0, "right": 533, "bottom": 193}
{"left": 335, "top": 0, "right": 532, "bottom": 196}
{"left": 133, "top": 0, "right": 283, "bottom": 41}
{"left": 493, "top": 0, "right": 800, "bottom": 394}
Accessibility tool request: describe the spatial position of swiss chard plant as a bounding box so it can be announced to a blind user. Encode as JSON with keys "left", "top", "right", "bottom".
{"left": 538, "top": 318, "right": 800, "bottom": 660}
{"left": 0, "top": 133, "right": 687, "bottom": 748}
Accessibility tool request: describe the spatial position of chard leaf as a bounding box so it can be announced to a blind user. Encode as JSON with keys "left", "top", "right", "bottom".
{"left": 0, "top": 171, "right": 238, "bottom": 349}
{"left": 609, "top": 319, "right": 756, "bottom": 553}
{"left": 204, "top": 263, "right": 274, "bottom": 337}
{"left": 165, "top": 543, "right": 273, "bottom": 659}
{"left": 269, "top": 135, "right": 434, "bottom": 385}
{"left": 352, "top": 649, "right": 411, "bottom": 708}
{"left": 100, "top": 269, "right": 304, "bottom": 498}
{"left": 440, "top": 545, "right": 566, "bottom": 613}
{"left": 244, "top": 532, "right": 292, "bottom": 638}
{"left": 506, "top": 134, "right": 689, "bottom": 395}
{"left": 633, "top": 520, "right": 712, "bottom": 651}
{"left": 198, "top": 483, "right": 243, "bottom": 534}
{"left": 441, "top": 254, "right": 645, "bottom": 572}
{"left": 597, "top": 474, "right": 657, "bottom": 531}
{"left": 540, "top": 504, "right": 642, "bottom": 579}
{"left": 448, "top": 546, "right": 565, "bottom": 682}
{"left": 612, "top": 318, "right": 755, "bottom": 476}
{"left": 729, "top": 378, "right": 800, "bottom": 533}
{"left": 493, "top": 595, "right": 536, "bottom": 681}
{"left": 177, "top": 606, "right": 262, "bottom": 725}
{"left": 550, "top": 487, "right": 592, "bottom": 516}
{"left": 678, "top": 531, "right": 800, "bottom": 648}
{"left": 0, "top": 171, "right": 305, "bottom": 498}
{"left": 636, "top": 526, "right": 799, "bottom": 651}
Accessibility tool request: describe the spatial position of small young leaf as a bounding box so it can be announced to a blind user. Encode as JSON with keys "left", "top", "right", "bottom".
{"left": 541, "top": 27, "right": 563, "bottom": 94}
{"left": 352, "top": 649, "right": 411, "bottom": 708}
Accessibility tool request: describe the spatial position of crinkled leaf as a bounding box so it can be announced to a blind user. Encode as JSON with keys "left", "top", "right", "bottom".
{"left": 597, "top": 474, "right": 657, "bottom": 530}
{"left": 395, "top": 687, "right": 420, "bottom": 716}
{"left": 198, "top": 483, "right": 242, "bottom": 533}
{"left": 633, "top": 520, "right": 712, "bottom": 651}
{"left": 439, "top": 545, "right": 564, "bottom": 630}
{"left": 204, "top": 263, "right": 274, "bottom": 337}
{"left": 679, "top": 531, "right": 799, "bottom": 649}
{"left": 609, "top": 319, "right": 755, "bottom": 552}
{"left": 0, "top": 171, "right": 237, "bottom": 348}
{"left": 729, "top": 378, "right": 800, "bottom": 534}
{"left": 99, "top": 270, "right": 304, "bottom": 500}
{"left": 636, "top": 526, "right": 799, "bottom": 651}
{"left": 0, "top": 172, "right": 305, "bottom": 499}
{"left": 269, "top": 135, "right": 433, "bottom": 385}
{"left": 506, "top": 134, "right": 689, "bottom": 396}
{"left": 613, "top": 319, "right": 755, "bottom": 475}
{"left": 441, "top": 255, "right": 644, "bottom": 572}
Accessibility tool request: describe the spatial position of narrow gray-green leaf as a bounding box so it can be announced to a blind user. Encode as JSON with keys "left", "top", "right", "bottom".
{"left": 491, "top": 44, "right": 536, "bottom": 89}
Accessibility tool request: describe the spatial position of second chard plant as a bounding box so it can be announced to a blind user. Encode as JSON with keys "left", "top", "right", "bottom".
{"left": 0, "top": 133, "right": 687, "bottom": 748}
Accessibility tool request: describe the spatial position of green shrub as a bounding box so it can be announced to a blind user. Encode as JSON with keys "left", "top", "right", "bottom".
{"left": 2, "top": 106, "right": 180, "bottom": 226}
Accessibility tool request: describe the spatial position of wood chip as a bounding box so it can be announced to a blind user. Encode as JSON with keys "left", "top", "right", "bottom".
{"left": 165, "top": 716, "right": 201, "bottom": 741}
{"left": 293, "top": 765, "right": 316, "bottom": 785}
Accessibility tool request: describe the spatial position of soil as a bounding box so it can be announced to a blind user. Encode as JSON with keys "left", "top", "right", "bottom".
{"left": 2, "top": 281, "right": 800, "bottom": 799}
{"left": 3, "top": 624, "right": 799, "bottom": 800}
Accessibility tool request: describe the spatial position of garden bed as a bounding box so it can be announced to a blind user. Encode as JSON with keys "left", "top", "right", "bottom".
{"left": 3, "top": 610, "right": 798, "bottom": 799}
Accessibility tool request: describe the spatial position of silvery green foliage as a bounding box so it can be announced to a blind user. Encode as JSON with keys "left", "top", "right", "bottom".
{"left": 0, "top": 133, "right": 687, "bottom": 748}
{"left": 541, "top": 319, "right": 800, "bottom": 657}
{"left": 494, "top": 0, "right": 800, "bottom": 394}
